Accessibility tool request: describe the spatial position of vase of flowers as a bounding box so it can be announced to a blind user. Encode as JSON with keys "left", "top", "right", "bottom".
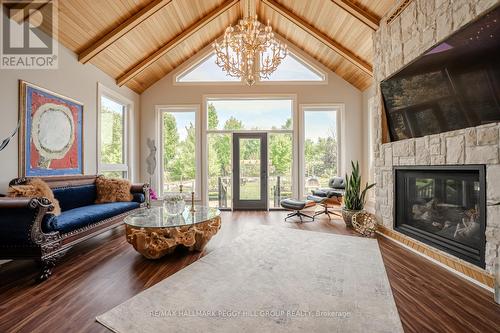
{"left": 163, "top": 193, "right": 186, "bottom": 216}
{"left": 342, "top": 161, "right": 375, "bottom": 227}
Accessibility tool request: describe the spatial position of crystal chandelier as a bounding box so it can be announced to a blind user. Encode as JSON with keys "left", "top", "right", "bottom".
{"left": 213, "top": 13, "right": 287, "bottom": 86}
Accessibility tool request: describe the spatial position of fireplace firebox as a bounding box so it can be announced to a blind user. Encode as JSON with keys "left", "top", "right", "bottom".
{"left": 394, "top": 165, "right": 486, "bottom": 268}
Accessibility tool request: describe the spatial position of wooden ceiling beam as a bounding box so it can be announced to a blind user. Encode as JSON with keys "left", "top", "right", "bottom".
{"left": 4, "top": 0, "right": 50, "bottom": 24}
{"left": 330, "top": 0, "right": 379, "bottom": 31}
{"left": 78, "top": 0, "right": 174, "bottom": 64}
{"left": 241, "top": 0, "right": 260, "bottom": 17}
{"left": 261, "top": 0, "right": 372, "bottom": 76}
{"left": 117, "top": 0, "right": 239, "bottom": 87}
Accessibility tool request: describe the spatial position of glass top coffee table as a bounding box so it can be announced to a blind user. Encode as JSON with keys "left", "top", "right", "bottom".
{"left": 124, "top": 205, "right": 221, "bottom": 259}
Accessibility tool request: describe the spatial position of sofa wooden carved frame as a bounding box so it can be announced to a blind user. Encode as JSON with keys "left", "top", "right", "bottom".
{"left": 0, "top": 175, "right": 149, "bottom": 281}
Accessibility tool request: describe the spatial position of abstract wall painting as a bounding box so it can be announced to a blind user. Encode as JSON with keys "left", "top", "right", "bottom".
{"left": 19, "top": 81, "right": 84, "bottom": 177}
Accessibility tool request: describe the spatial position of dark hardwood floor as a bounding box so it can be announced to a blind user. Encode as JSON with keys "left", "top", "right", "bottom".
{"left": 1, "top": 211, "right": 499, "bottom": 333}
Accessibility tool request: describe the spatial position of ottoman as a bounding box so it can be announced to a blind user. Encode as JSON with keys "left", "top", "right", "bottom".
{"left": 280, "top": 198, "right": 315, "bottom": 222}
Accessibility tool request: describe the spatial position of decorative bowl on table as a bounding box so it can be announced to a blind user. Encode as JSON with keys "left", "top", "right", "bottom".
{"left": 163, "top": 193, "right": 186, "bottom": 215}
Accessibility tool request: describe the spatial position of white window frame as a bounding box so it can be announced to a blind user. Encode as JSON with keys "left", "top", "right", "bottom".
{"left": 156, "top": 105, "right": 202, "bottom": 199}
{"left": 299, "top": 104, "right": 344, "bottom": 199}
{"left": 174, "top": 50, "right": 243, "bottom": 86}
{"left": 202, "top": 94, "right": 298, "bottom": 207}
{"left": 173, "top": 38, "right": 327, "bottom": 86}
{"left": 97, "top": 83, "right": 132, "bottom": 179}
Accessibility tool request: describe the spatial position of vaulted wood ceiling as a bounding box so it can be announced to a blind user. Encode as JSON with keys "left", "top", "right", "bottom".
{"left": 22, "top": 0, "right": 397, "bottom": 93}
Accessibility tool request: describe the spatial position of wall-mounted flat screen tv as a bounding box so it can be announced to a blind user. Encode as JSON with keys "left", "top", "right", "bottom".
{"left": 381, "top": 6, "right": 500, "bottom": 142}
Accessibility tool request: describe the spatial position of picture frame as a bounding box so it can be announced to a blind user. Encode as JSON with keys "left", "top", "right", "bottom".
{"left": 19, "top": 80, "right": 84, "bottom": 177}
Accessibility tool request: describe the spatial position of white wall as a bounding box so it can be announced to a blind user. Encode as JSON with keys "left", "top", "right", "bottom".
{"left": 0, "top": 12, "right": 140, "bottom": 192}
{"left": 140, "top": 45, "right": 365, "bottom": 194}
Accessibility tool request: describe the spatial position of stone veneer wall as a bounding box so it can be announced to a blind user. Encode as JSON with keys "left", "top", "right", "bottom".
{"left": 371, "top": 0, "right": 500, "bottom": 273}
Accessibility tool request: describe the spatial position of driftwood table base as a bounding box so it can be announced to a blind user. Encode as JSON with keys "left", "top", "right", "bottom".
{"left": 125, "top": 216, "right": 221, "bottom": 259}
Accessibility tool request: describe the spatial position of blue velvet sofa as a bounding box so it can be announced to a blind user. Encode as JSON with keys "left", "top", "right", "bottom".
{"left": 0, "top": 175, "right": 149, "bottom": 281}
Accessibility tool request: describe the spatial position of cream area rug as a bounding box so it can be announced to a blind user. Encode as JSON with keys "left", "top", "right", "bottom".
{"left": 97, "top": 226, "right": 403, "bottom": 333}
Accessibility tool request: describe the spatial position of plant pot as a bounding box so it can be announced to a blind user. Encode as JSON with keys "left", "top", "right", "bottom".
{"left": 342, "top": 208, "right": 362, "bottom": 227}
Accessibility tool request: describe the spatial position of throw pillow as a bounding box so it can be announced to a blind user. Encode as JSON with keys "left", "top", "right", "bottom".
{"left": 8, "top": 178, "right": 62, "bottom": 215}
{"left": 95, "top": 176, "right": 133, "bottom": 203}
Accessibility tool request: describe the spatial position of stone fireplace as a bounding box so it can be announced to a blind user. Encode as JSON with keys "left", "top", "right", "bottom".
{"left": 371, "top": 0, "right": 500, "bottom": 280}
{"left": 394, "top": 165, "right": 486, "bottom": 268}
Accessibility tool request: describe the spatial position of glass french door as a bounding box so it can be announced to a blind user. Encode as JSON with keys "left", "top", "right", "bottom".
{"left": 232, "top": 133, "right": 268, "bottom": 210}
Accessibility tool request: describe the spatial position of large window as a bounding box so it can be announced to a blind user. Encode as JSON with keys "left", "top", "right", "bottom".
{"left": 268, "top": 132, "right": 293, "bottom": 208}
{"left": 176, "top": 53, "right": 240, "bottom": 83}
{"left": 176, "top": 50, "right": 325, "bottom": 84}
{"left": 206, "top": 98, "right": 294, "bottom": 209}
{"left": 98, "top": 85, "right": 131, "bottom": 179}
{"left": 207, "top": 132, "right": 232, "bottom": 208}
{"left": 261, "top": 52, "right": 325, "bottom": 82}
{"left": 156, "top": 99, "right": 344, "bottom": 208}
{"left": 301, "top": 106, "right": 340, "bottom": 196}
{"left": 207, "top": 99, "right": 293, "bottom": 131}
{"left": 159, "top": 106, "right": 200, "bottom": 197}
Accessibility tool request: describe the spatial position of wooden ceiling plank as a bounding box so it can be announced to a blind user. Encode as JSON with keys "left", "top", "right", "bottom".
{"left": 128, "top": 14, "right": 241, "bottom": 92}
{"left": 78, "top": 0, "right": 174, "bottom": 64}
{"left": 261, "top": 0, "right": 372, "bottom": 76}
{"left": 330, "top": 0, "right": 379, "bottom": 30}
{"left": 5, "top": 0, "right": 50, "bottom": 24}
{"left": 117, "top": 0, "right": 239, "bottom": 87}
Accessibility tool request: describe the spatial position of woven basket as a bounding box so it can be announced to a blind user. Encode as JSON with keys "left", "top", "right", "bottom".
{"left": 352, "top": 211, "right": 378, "bottom": 237}
{"left": 341, "top": 208, "right": 360, "bottom": 227}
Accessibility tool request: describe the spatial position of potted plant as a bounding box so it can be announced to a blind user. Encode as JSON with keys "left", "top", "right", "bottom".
{"left": 342, "top": 161, "right": 375, "bottom": 227}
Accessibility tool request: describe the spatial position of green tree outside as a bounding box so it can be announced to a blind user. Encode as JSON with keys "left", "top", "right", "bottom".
{"left": 100, "top": 107, "right": 123, "bottom": 165}
{"left": 162, "top": 113, "right": 179, "bottom": 169}
{"left": 161, "top": 105, "right": 336, "bottom": 200}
